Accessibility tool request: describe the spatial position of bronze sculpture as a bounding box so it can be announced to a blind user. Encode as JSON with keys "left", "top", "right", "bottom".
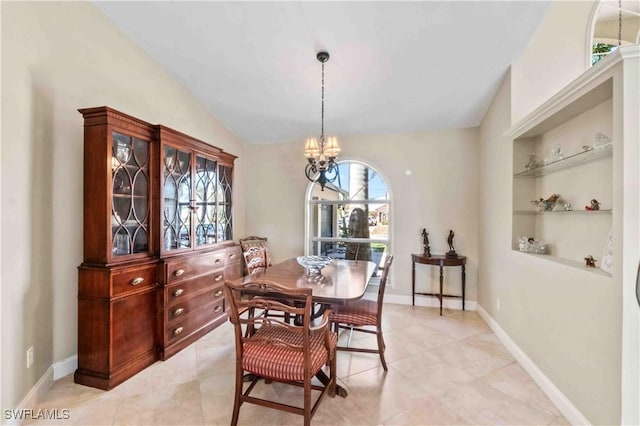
{"left": 446, "top": 230, "right": 458, "bottom": 258}
{"left": 421, "top": 228, "right": 431, "bottom": 257}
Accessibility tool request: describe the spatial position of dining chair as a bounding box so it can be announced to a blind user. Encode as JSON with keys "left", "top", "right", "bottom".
{"left": 239, "top": 235, "right": 272, "bottom": 274}
{"left": 329, "top": 255, "right": 394, "bottom": 371}
{"left": 224, "top": 279, "right": 337, "bottom": 426}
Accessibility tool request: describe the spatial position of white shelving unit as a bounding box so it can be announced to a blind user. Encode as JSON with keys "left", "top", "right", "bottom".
{"left": 508, "top": 55, "right": 621, "bottom": 273}
{"left": 513, "top": 143, "right": 612, "bottom": 178}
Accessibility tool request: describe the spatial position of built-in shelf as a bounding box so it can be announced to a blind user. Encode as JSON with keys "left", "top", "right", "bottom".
{"left": 516, "top": 252, "right": 613, "bottom": 277}
{"left": 514, "top": 209, "right": 612, "bottom": 215}
{"left": 513, "top": 143, "right": 612, "bottom": 178}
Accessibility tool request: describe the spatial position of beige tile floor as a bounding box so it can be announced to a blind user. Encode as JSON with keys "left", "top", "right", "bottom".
{"left": 27, "top": 304, "right": 568, "bottom": 425}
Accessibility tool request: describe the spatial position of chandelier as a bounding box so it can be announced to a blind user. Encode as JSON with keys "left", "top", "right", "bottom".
{"left": 304, "top": 51, "right": 340, "bottom": 191}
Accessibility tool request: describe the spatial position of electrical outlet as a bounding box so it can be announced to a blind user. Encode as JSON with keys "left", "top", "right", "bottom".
{"left": 497, "top": 299, "right": 501, "bottom": 311}
{"left": 27, "top": 346, "right": 34, "bottom": 368}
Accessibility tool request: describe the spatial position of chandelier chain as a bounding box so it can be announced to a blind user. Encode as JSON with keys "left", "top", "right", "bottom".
{"left": 321, "top": 61, "right": 325, "bottom": 144}
{"left": 618, "top": 0, "right": 622, "bottom": 46}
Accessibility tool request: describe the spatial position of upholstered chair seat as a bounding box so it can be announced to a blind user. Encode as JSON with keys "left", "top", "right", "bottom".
{"left": 243, "top": 325, "right": 337, "bottom": 382}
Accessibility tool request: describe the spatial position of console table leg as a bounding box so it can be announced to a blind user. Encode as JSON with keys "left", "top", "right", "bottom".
{"left": 439, "top": 265, "right": 444, "bottom": 316}
{"left": 461, "top": 264, "right": 466, "bottom": 311}
{"left": 412, "top": 261, "right": 416, "bottom": 306}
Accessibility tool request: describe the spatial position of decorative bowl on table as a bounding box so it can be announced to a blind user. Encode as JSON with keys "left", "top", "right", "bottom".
{"left": 296, "top": 256, "right": 333, "bottom": 275}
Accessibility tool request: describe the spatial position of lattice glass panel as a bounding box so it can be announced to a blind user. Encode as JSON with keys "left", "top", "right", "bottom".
{"left": 217, "top": 165, "right": 233, "bottom": 241}
{"left": 111, "top": 133, "right": 150, "bottom": 256}
{"left": 194, "top": 155, "right": 217, "bottom": 246}
{"left": 163, "top": 146, "right": 192, "bottom": 250}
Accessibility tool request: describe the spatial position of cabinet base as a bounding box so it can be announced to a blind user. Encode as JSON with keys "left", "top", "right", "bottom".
{"left": 74, "top": 349, "right": 157, "bottom": 390}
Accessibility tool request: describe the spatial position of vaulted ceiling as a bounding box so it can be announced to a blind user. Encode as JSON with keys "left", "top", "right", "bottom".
{"left": 94, "top": 1, "right": 550, "bottom": 144}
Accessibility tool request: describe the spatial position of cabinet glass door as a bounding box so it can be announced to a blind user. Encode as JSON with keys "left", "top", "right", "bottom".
{"left": 194, "top": 155, "right": 218, "bottom": 246}
{"left": 111, "top": 132, "right": 150, "bottom": 256}
{"left": 217, "top": 165, "right": 233, "bottom": 241}
{"left": 163, "top": 146, "right": 192, "bottom": 250}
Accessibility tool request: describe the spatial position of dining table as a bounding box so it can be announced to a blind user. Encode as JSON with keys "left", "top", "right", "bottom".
{"left": 238, "top": 257, "right": 378, "bottom": 397}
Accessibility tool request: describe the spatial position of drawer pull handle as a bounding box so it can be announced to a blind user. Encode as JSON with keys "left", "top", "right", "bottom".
{"left": 214, "top": 258, "right": 222, "bottom": 264}
{"left": 173, "top": 327, "right": 184, "bottom": 336}
{"left": 130, "top": 277, "right": 144, "bottom": 286}
{"left": 173, "top": 308, "right": 184, "bottom": 317}
{"left": 214, "top": 290, "right": 223, "bottom": 297}
{"left": 215, "top": 275, "right": 223, "bottom": 282}
{"left": 173, "top": 289, "right": 184, "bottom": 297}
{"left": 229, "top": 253, "right": 236, "bottom": 259}
{"left": 174, "top": 269, "right": 185, "bottom": 277}
{"left": 214, "top": 306, "right": 223, "bottom": 313}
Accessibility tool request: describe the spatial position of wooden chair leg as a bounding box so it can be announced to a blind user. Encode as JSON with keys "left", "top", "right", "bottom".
{"left": 231, "top": 362, "right": 243, "bottom": 426}
{"left": 304, "top": 378, "right": 312, "bottom": 426}
{"left": 376, "top": 327, "right": 388, "bottom": 371}
{"left": 329, "top": 349, "right": 337, "bottom": 398}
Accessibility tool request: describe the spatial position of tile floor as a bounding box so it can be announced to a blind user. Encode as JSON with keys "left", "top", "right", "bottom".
{"left": 27, "top": 304, "right": 568, "bottom": 425}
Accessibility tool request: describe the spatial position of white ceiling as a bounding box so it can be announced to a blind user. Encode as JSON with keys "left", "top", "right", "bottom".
{"left": 94, "top": 1, "right": 550, "bottom": 145}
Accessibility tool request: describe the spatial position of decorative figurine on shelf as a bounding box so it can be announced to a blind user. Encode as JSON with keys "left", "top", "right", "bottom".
{"left": 421, "top": 228, "right": 431, "bottom": 257}
{"left": 594, "top": 132, "right": 610, "bottom": 148}
{"left": 584, "top": 255, "right": 597, "bottom": 267}
{"left": 585, "top": 199, "right": 601, "bottom": 211}
{"left": 446, "top": 230, "right": 458, "bottom": 259}
{"left": 550, "top": 145, "right": 563, "bottom": 161}
{"left": 564, "top": 203, "right": 573, "bottom": 211}
{"left": 525, "top": 154, "right": 539, "bottom": 171}
{"left": 532, "top": 193, "right": 560, "bottom": 211}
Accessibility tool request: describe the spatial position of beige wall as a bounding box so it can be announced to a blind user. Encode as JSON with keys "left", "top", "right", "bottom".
{"left": 512, "top": 1, "right": 598, "bottom": 123}
{"left": 245, "top": 129, "right": 480, "bottom": 305}
{"left": 1, "top": 2, "right": 246, "bottom": 410}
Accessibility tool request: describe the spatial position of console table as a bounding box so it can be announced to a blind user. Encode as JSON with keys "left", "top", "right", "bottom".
{"left": 411, "top": 254, "right": 466, "bottom": 315}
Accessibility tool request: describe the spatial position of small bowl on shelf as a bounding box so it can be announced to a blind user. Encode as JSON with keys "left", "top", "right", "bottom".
{"left": 296, "top": 256, "right": 333, "bottom": 275}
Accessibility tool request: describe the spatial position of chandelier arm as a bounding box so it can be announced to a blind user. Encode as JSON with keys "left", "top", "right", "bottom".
{"left": 305, "top": 163, "right": 318, "bottom": 181}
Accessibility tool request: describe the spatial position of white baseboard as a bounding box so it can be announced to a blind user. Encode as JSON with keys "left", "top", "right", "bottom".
{"left": 53, "top": 355, "right": 77, "bottom": 380}
{"left": 8, "top": 366, "right": 54, "bottom": 425}
{"left": 5, "top": 357, "right": 77, "bottom": 425}
{"left": 476, "top": 305, "right": 590, "bottom": 426}
{"left": 369, "top": 291, "right": 477, "bottom": 311}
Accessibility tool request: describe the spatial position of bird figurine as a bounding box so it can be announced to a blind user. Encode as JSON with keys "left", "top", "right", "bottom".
{"left": 585, "top": 199, "right": 600, "bottom": 211}
{"left": 545, "top": 193, "right": 560, "bottom": 203}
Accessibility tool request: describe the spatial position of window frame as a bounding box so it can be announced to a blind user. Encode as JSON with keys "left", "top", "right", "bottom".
{"left": 304, "top": 159, "right": 392, "bottom": 284}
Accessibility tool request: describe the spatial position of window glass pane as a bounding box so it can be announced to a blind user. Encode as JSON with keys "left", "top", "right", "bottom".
{"left": 309, "top": 202, "right": 389, "bottom": 240}
{"left": 319, "top": 163, "right": 388, "bottom": 200}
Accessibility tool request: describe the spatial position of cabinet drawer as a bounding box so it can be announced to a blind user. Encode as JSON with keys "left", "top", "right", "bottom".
{"left": 226, "top": 246, "right": 242, "bottom": 264}
{"left": 166, "top": 285, "right": 224, "bottom": 324}
{"left": 165, "top": 251, "right": 225, "bottom": 284}
{"left": 166, "top": 298, "right": 225, "bottom": 344}
{"left": 112, "top": 265, "right": 157, "bottom": 297}
{"left": 224, "top": 262, "right": 242, "bottom": 281}
{"left": 167, "top": 272, "right": 225, "bottom": 307}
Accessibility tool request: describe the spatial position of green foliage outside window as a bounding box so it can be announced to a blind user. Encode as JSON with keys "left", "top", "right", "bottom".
{"left": 592, "top": 42, "right": 616, "bottom": 65}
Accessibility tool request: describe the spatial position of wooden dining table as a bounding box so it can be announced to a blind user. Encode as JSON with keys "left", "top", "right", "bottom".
{"left": 238, "top": 257, "right": 378, "bottom": 397}
{"left": 240, "top": 257, "right": 378, "bottom": 304}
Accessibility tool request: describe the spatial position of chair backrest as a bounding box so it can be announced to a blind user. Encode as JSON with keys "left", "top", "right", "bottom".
{"left": 242, "top": 245, "right": 268, "bottom": 275}
{"left": 224, "top": 279, "right": 314, "bottom": 359}
{"left": 376, "top": 255, "right": 394, "bottom": 317}
{"left": 239, "top": 236, "right": 272, "bottom": 274}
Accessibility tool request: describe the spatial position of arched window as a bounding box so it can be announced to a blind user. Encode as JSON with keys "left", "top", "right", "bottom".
{"left": 588, "top": 0, "right": 640, "bottom": 66}
{"left": 305, "top": 160, "right": 390, "bottom": 277}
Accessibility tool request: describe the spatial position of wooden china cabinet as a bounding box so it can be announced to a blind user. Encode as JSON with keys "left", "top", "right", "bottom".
{"left": 75, "top": 107, "right": 239, "bottom": 390}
